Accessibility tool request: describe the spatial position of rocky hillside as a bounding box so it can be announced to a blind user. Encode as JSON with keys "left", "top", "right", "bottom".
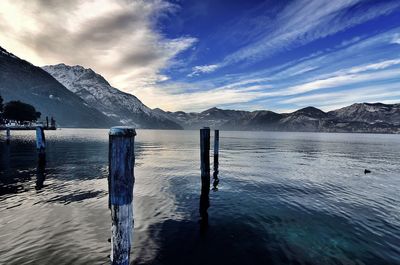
{"left": 328, "top": 103, "right": 400, "bottom": 125}
{"left": 43, "top": 64, "right": 181, "bottom": 129}
{"left": 0, "top": 46, "right": 116, "bottom": 128}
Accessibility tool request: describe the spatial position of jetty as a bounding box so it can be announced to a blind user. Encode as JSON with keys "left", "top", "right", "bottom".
{"left": 0, "top": 116, "right": 57, "bottom": 130}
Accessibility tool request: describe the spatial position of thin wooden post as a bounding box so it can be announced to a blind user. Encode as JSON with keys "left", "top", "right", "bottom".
{"left": 200, "top": 127, "right": 210, "bottom": 187}
{"left": 108, "top": 126, "right": 136, "bottom": 265}
{"left": 213, "top": 130, "right": 220, "bottom": 190}
{"left": 199, "top": 127, "right": 210, "bottom": 227}
{"left": 213, "top": 130, "right": 219, "bottom": 172}
{"left": 6, "top": 127, "right": 10, "bottom": 144}
{"left": 36, "top": 125, "right": 46, "bottom": 167}
{"left": 36, "top": 125, "right": 46, "bottom": 154}
{"left": 200, "top": 127, "right": 211, "bottom": 180}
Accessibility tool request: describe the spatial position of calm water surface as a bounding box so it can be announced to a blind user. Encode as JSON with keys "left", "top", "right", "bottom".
{"left": 0, "top": 129, "right": 399, "bottom": 265}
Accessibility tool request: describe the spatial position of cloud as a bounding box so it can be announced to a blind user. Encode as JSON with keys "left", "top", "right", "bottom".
{"left": 391, "top": 34, "right": 400, "bottom": 45}
{"left": 220, "top": 0, "right": 400, "bottom": 67}
{"left": 0, "top": 0, "right": 196, "bottom": 91}
{"left": 142, "top": 85, "right": 267, "bottom": 112}
{"left": 275, "top": 67, "right": 400, "bottom": 97}
{"left": 188, "top": 64, "right": 220, "bottom": 77}
{"left": 281, "top": 82, "right": 400, "bottom": 106}
{"left": 347, "top": 59, "right": 400, "bottom": 74}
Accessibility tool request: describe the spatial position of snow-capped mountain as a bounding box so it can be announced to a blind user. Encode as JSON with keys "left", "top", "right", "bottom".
{"left": 42, "top": 64, "right": 181, "bottom": 129}
{"left": 0, "top": 46, "right": 116, "bottom": 128}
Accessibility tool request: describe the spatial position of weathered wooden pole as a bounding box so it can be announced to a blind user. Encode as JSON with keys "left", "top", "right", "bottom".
{"left": 108, "top": 126, "right": 136, "bottom": 265}
{"left": 199, "top": 127, "right": 210, "bottom": 227}
{"left": 213, "top": 130, "right": 220, "bottom": 190}
{"left": 36, "top": 125, "right": 46, "bottom": 165}
{"left": 36, "top": 125, "right": 46, "bottom": 154}
{"left": 6, "top": 127, "right": 10, "bottom": 144}
{"left": 200, "top": 127, "right": 211, "bottom": 188}
{"left": 213, "top": 130, "right": 219, "bottom": 172}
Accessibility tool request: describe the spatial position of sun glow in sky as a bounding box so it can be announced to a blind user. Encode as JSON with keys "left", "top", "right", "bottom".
{"left": 0, "top": 0, "right": 400, "bottom": 112}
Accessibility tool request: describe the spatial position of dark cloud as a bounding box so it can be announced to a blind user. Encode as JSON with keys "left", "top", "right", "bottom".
{"left": 73, "top": 9, "right": 143, "bottom": 47}
{"left": 118, "top": 48, "right": 163, "bottom": 68}
{"left": 30, "top": 0, "right": 80, "bottom": 11}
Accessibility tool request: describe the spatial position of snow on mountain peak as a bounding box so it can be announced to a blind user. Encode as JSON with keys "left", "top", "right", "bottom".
{"left": 42, "top": 64, "right": 182, "bottom": 129}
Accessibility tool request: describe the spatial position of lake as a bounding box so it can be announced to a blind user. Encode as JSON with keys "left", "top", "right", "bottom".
{"left": 0, "top": 129, "right": 399, "bottom": 265}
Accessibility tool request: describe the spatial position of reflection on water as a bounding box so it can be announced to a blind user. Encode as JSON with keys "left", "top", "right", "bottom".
{"left": 199, "top": 173, "right": 210, "bottom": 233}
{"left": 35, "top": 154, "right": 46, "bottom": 191}
{"left": 0, "top": 129, "right": 400, "bottom": 265}
{"left": 212, "top": 160, "right": 220, "bottom": 192}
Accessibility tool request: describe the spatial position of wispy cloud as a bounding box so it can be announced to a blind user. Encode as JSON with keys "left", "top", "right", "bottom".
{"left": 346, "top": 59, "right": 400, "bottom": 74}
{"left": 281, "top": 82, "right": 400, "bottom": 105}
{"left": 219, "top": 0, "right": 400, "bottom": 68}
{"left": 188, "top": 64, "right": 220, "bottom": 77}
{"left": 272, "top": 67, "right": 400, "bottom": 97}
{"left": 392, "top": 34, "right": 400, "bottom": 45}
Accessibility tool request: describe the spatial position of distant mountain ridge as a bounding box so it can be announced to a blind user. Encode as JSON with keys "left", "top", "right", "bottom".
{"left": 328, "top": 103, "right": 400, "bottom": 125}
{"left": 160, "top": 103, "right": 400, "bottom": 133}
{"left": 42, "top": 64, "right": 181, "bottom": 129}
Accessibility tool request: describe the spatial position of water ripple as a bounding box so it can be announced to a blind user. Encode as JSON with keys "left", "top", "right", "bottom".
{"left": 0, "top": 129, "right": 399, "bottom": 265}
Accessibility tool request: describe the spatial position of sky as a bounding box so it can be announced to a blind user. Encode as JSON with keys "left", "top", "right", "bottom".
{"left": 0, "top": 0, "right": 400, "bottom": 112}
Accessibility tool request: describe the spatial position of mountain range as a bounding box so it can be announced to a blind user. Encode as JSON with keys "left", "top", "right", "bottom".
{"left": 1, "top": 46, "right": 399, "bottom": 133}
{"left": 157, "top": 104, "right": 400, "bottom": 133}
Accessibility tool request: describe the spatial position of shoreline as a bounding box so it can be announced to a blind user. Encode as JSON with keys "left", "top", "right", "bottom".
{"left": 0, "top": 126, "right": 57, "bottom": 131}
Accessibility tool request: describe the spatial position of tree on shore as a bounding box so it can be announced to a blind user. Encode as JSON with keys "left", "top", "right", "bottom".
{"left": 3, "top": 101, "right": 41, "bottom": 123}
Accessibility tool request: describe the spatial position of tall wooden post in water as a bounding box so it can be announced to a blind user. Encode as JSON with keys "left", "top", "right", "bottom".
{"left": 213, "top": 130, "right": 219, "bottom": 172}
{"left": 200, "top": 127, "right": 210, "bottom": 226}
{"left": 108, "top": 126, "right": 136, "bottom": 265}
{"left": 200, "top": 127, "right": 211, "bottom": 187}
{"left": 36, "top": 125, "right": 46, "bottom": 166}
{"left": 36, "top": 125, "right": 46, "bottom": 154}
{"left": 213, "top": 130, "right": 220, "bottom": 190}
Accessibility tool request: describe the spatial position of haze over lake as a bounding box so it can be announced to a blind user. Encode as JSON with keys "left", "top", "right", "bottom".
{"left": 1, "top": 129, "right": 399, "bottom": 265}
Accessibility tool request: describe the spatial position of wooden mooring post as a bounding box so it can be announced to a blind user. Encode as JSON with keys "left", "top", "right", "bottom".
{"left": 213, "top": 130, "right": 219, "bottom": 169}
{"left": 200, "top": 127, "right": 211, "bottom": 189}
{"left": 199, "top": 127, "right": 210, "bottom": 226}
{"left": 36, "top": 125, "right": 46, "bottom": 157}
{"left": 108, "top": 126, "right": 136, "bottom": 265}
{"left": 213, "top": 130, "right": 220, "bottom": 189}
{"left": 6, "top": 127, "right": 10, "bottom": 144}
